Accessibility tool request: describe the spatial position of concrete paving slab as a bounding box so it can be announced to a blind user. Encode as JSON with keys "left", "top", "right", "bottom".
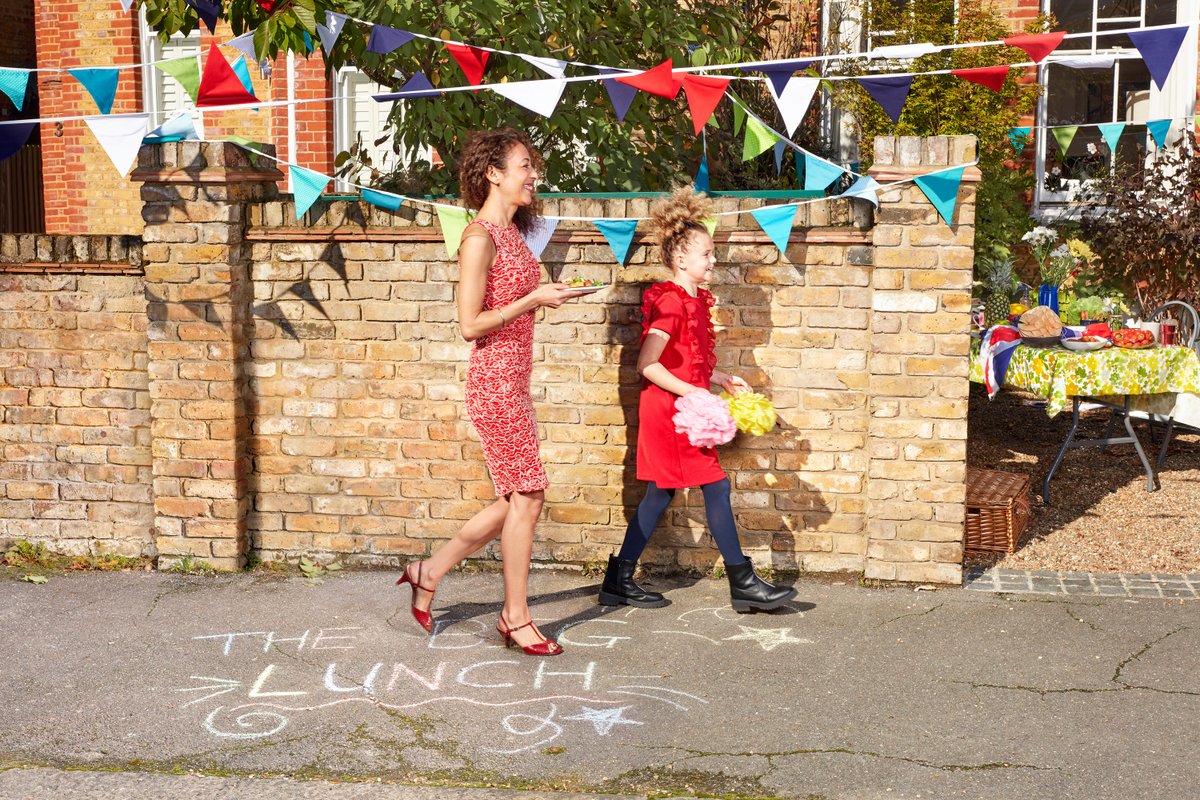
{"left": 0, "top": 570, "right": 1197, "bottom": 800}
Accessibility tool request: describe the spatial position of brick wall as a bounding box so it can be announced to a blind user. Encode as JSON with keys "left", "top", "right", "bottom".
{"left": 0, "top": 138, "right": 978, "bottom": 583}
{"left": 0, "top": 234, "right": 152, "bottom": 556}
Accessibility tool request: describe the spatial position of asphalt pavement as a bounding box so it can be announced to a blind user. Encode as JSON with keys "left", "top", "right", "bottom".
{"left": 0, "top": 568, "right": 1196, "bottom": 799}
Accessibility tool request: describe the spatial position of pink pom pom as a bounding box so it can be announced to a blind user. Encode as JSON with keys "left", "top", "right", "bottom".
{"left": 672, "top": 390, "right": 737, "bottom": 448}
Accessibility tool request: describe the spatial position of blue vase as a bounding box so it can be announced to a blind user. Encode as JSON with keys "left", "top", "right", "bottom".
{"left": 1038, "top": 284, "right": 1060, "bottom": 314}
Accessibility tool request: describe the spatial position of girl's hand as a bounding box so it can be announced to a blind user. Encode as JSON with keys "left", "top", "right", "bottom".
{"left": 531, "top": 283, "right": 582, "bottom": 309}
{"left": 715, "top": 373, "right": 750, "bottom": 395}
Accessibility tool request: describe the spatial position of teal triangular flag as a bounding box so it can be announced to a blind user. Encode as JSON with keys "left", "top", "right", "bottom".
{"left": 69, "top": 68, "right": 120, "bottom": 114}
{"left": 594, "top": 219, "right": 638, "bottom": 264}
{"left": 750, "top": 204, "right": 797, "bottom": 255}
{"left": 230, "top": 56, "right": 254, "bottom": 94}
{"left": 1008, "top": 126, "right": 1031, "bottom": 152}
{"left": 803, "top": 153, "right": 844, "bottom": 192}
{"left": 290, "top": 165, "right": 330, "bottom": 219}
{"left": 0, "top": 68, "right": 31, "bottom": 110}
{"left": 694, "top": 153, "right": 710, "bottom": 193}
{"left": 914, "top": 166, "right": 965, "bottom": 227}
{"left": 1097, "top": 122, "right": 1125, "bottom": 152}
{"left": 362, "top": 188, "right": 404, "bottom": 212}
{"left": 1051, "top": 125, "right": 1078, "bottom": 157}
{"left": 1147, "top": 119, "right": 1172, "bottom": 149}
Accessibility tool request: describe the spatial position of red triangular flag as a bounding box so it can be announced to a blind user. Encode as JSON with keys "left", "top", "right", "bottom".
{"left": 196, "top": 43, "right": 258, "bottom": 107}
{"left": 951, "top": 66, "right": 1010, "bottom": 93}
{"left": 680, "top": 74, "right": 730, "bottom": 136}
{"left": 1002, "top": 31, "right": 1067, "bottom": 64}
{"left": 614, "top": 59, "right": 681, "bottom": 99}
{"left": 446, "top": 43, "right": 490, "bottom": 90}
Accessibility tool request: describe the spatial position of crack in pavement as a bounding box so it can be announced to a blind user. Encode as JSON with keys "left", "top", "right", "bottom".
{"left": 1064, "top": 606, "right": 1099, "bottom": 631}
{"left": 875, "top": 601, "right": 945, "bottom": 628}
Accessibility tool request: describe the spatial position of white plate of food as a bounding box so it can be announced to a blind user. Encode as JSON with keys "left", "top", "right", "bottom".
{"left": 563, "top": 278, "right": 608, "bottom": 293}
{"left": 1061, "top": 336, "right": 1111, "bottom": 352}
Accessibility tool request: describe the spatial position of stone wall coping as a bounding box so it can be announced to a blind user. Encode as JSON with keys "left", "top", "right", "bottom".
{"left": 867, "top": 165, "right": 983, "bottom": 183}
{"left": 0, "top": 262, "right": 144, "bottom": 275}
{"left": 244, "top": 227, "right": 875, "bottom": 245}
{"left": 128, "top": 168, "right": 287, "bottom": 185}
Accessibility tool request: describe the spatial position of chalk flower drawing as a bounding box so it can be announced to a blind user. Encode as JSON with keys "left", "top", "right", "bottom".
{"left": 564, "top": 705, "right": 645, "bottom": 736}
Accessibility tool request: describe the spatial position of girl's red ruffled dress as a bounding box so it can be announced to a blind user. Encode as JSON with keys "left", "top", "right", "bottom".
{"left": 636, "top": 281, "right": 727, "bottom": 489}
{"left": 464, "top": 219, "right": 549, "bottom": 497}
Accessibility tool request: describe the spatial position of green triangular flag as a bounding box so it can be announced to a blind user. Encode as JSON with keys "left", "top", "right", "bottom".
{"left": 742, "top": 115, "right": 779, "bottom": 161}
{"left": 155, "top": 56, "right": 201, "bottom": 104}
{"left": 701, "top": 217, "right": 717, "bottom": 236}
{"left": 436, "top": 206, "right": 474, "bottom": 259}
{"left": 732, "top": 101, "right": 746, "bottom": 135}
{"left": 1051, "top": 125, "right": 1078, "bottom": 157}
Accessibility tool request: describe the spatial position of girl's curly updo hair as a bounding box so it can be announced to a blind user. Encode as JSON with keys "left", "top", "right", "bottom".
{"left": 649, "top": 185, "right": 714, "bottom": 270}
{"left": 458, "top": 128, "right": 544, "bottom": 236}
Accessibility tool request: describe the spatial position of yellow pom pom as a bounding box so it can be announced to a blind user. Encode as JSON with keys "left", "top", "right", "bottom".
{"left": 719, "top": 391, "right": 777, "bottom": 436}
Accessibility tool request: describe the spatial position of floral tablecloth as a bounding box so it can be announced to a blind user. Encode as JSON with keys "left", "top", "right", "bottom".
{"left": 969, "top": 341, "right": 1200, "bottom": 418}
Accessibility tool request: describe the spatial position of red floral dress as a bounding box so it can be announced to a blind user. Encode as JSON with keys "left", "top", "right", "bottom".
{"left": 464, "top": 219, "right": 549, "bottom": 497}
{"left": 636, "top": 281, "right": 727, "bottom": 489}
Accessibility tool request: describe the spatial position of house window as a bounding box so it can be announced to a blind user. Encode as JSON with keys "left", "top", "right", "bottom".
{"left": 333, "top": 68, "right": 432, "bottom": 190}
{"left": 138, "top": 11, "right": 203, "bottom": 130}
{"left": 1035, "top": 0, "right": 1198, "bottom": 212}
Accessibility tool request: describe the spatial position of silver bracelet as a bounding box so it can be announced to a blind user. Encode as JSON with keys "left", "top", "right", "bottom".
{"left": 496, "top": 307, "right": 507, "bottom": 326}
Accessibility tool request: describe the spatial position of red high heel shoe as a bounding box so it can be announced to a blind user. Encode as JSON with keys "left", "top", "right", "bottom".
{"left": 396, "top": 561, "right": 435, "bottom": 633}
{"left": 496, "top": 614, "right": 563, "bottom": 656}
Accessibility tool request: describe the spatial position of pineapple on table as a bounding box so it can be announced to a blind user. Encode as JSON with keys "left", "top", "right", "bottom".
{"left": 980, "top": 255, "right": 1015, "bottom": 326}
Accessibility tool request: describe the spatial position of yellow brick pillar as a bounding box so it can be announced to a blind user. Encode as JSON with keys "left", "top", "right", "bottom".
{"left": 131, "top": 142, "right": 283, "bottom": 570}
{"left": 865, "top": 135, "right": 980, "bottom": 585}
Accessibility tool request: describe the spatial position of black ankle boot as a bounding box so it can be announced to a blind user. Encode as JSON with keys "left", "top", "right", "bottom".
{"left": 598, "top": 555, "right": 668, "bottom": 608}
{"left": 726, "top": 559, "right": 796, "bottom": 612}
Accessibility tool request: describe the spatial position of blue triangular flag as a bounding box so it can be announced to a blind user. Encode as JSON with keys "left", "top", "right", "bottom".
{"left": 840, "top": 175, "right": 881, "bottom": 207}
{"left": 1097, "top": 122, "right": 1124, "bottom": 152}
{"left": 914, "top": 166, "right": 965, "bottom": 227}
{"left": 773, "top": 140, "right": 787, "bottom": 176}
{"left": 857, "top": 75, "right": 913, "bottom": 124}
{"left": 750, "top": 204, "right": 797, "bottom": 255}
{"left": 320, "top": 12, "right": 348, "bottom": 53}
{"left": 598, "top": 68, "right": 638, "bottom": 124}
{"left": 362, "top": 188, "right": 404, "bottom": 212}
{"left": 803, "top": 153, "right": 844, "bottom": 192}
{"left": 373, "top": 71, "right": 440, "bottom": 101}
{"left": 1147, "top": 119, "right": 1172, "bottom": 149}
{"left": 368, "top": 25, "right": 416, "bottom": 55}
{"left": 183, "top": 0, "right": 220, "bottom": 34}
{"left": 0, "top": 68, "right": 31, "bottom": 111}
{"left": 68, "top": 68, "right": 120, "bottom": 114}
{"left": 290, "top": 165, "right": 331, "bottom": 219}
{"left": 1008, "top": 126, "right": 1031, "bottom": 152}
{"left": 1128, "top": 25, "right": 1189, "bottom": 91}
{"left": 594, "top": 219, "right": 638, "bottom": 264}
{"left": 694, "top": 152, "right": 710, "bottom": 192}
{"left": 521, "top": 218, "right": 559, "bottom": 259}
{"left": 0, "top": 121, "right": 36, "bottom": 162}
{"left": 230, "top": 56, "right": 258, "bottom": 109}
{"left": 739, "top": 59, "right": 811, "bottom": 96}
{"left": 302, "top": 30, "right": 313, "bottom": 54}
{"left": 143, "top": 111, "right": 199, "bottom": 143}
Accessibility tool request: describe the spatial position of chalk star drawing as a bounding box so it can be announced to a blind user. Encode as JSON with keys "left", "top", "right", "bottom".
{"left": 722, "top": 626, "right": 811, "bottom": 652}
{"left": 563, "top": 705, "right": 644, "bottom": 736}
{"left": 175, "top": 676, "right": 242, "bottom": 707}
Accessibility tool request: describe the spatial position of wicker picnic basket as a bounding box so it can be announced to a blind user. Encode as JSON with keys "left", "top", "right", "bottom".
{"left": 964, "top": 468, "right": 1033, "bottom": 554}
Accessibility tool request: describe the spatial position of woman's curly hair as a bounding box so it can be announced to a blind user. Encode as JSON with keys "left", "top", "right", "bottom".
{"left": 458, "top": 128, "right": 544, "bottom": 236}
{"left": 649, "top": 185, "right": 714, "bottom": 270}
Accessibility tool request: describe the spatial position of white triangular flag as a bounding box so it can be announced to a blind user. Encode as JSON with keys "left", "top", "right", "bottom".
{"left": 871, "top": 42, "right": 939, "bottom": 59}
{"left": 769, "top": 76, "right": 819, "bottom": 138}
{"left": 519, "top": 54, "right": 568, "bottom": 78}
{"left": 223, "top": 31, "right": 258, "bottom": 63}
{"left": 490, "top": 78, "right": 567, "bottom": 118}
{"left": 1048, "top": 55, "right": 1116, "bottom": 70}
{"left": 521, "top": 218, "right": 559, "bottom": 259}
{"left": 120, "top": 0, "right": 133, "bottom": 11}
{"left": 321, "top": 12, "right": 348, "bottom": 53}
{"left": 840, "top": 175, "right": 881, "bottom": 206}
{"left": 84, "top": 113, "right": 150, "bottom": 176}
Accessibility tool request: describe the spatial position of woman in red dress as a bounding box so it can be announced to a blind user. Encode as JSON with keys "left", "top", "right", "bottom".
{"left": 396, "top": 129, "right": 583, "bottom": 656}
{"left": 598, "top": 187, "right": 795, "bottom": 613}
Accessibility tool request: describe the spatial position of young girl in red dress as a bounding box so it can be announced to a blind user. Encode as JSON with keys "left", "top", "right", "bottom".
{"left": 599, "top": 187, "right": 795, "bottom": 613}
{"left": 396, "top": 129, "right": 584, "bottom": 656}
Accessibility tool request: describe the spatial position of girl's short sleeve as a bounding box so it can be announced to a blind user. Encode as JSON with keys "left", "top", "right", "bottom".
{"left": 646, "top": 290, "right": 686, "bottom": 339}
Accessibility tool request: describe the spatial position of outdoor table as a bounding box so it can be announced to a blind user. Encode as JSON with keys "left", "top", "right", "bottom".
{"left": 968, "top": 340, "right": 1200, "bottom": 503}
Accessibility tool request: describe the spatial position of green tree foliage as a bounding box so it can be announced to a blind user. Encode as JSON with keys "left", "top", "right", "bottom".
{"left": 139, "top": 0, "right": 812, "bottom": 193}
{"left": 824, "top": 0, "right": 1041, "bottom": 258}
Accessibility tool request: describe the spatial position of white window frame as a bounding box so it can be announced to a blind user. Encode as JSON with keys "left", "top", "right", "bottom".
{"left": 1034, "top": 0, "right": 1199, "bottom": 214}
{"left": 332, "top": 67, "right": 432, "bottom": 192}
{"left": 137, "top": 9, "right": 204, "bottom": 132}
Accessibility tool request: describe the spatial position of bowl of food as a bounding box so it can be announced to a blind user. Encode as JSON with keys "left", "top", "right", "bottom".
{"left": 1061, "top": 335, "right": 1111, "bottom": 352}
{"left": 1113, "top": 328, "right": 1155, "bottom": 349}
